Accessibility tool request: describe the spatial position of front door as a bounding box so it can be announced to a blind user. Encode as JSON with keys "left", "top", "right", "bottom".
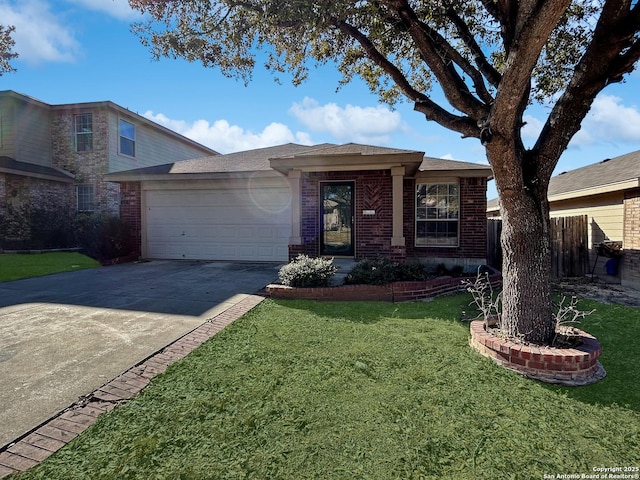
{"left": 321, "top": 182, "right": 354, "bottom": 256}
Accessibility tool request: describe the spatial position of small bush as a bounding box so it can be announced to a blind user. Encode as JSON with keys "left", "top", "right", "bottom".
{"left": 73, "top": 213, "right": 135, "bottom": 262}
{"left": 279, "top": 255, "right": 337, "bottom": 287}
{"left": 344, "top": 256, "right": 428, "bottom": 285}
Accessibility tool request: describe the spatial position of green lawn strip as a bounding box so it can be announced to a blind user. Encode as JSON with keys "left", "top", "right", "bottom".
{"left": 0, "top": 252, "right": 100, "bottom": 282}
{"left": 15, "top": 296, "right": 640, "bottom": 480}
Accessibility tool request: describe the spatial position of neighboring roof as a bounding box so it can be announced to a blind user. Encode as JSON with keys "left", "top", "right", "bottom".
{"left": 0, "top": 90, "right": 218, "bottom": 157}
{"left": 486, "top": 149, "right": 640, "bottom": 212}
{"left": 548, "top": 150, "right": 640, "bottom": 200}
{"left": 0, "top": 156, "right": 75, "bottom": 183}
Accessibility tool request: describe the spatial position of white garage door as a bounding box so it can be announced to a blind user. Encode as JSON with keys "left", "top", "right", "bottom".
{"left": 144, "top": 178, "right": 291, "bottom": 261}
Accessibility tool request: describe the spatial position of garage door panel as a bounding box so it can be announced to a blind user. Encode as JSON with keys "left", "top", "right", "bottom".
{"left": 145, "top": 183, "right": 291, "bottom": 261}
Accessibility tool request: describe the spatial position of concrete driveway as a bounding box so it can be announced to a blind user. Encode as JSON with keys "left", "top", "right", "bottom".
{"left": 0, "top": 260, "right": 280, "bottom": 448}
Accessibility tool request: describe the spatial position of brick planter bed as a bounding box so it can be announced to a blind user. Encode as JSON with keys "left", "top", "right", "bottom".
{"left": 266, "top": 272, "right": 502, "bottom": 302}
{"left": 469, "top": 320, "right": 606, "bottom": 386}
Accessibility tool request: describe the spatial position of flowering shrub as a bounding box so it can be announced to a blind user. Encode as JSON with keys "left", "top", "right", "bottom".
{"left": 278, "top": 255, "right": 337, "bottom": 287}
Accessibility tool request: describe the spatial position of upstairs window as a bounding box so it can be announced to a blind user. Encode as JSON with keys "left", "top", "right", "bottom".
{"left": 119, "top": 119, "right": 135, "bottom": 157}
{"left": 76, "top": 184, "right": 95, "bottom": 212}
{"left": 74, "top": 113, "right": 93, "bottom": 152}
{"left": 416, "top": 183, "right": 459, "bottom": 247}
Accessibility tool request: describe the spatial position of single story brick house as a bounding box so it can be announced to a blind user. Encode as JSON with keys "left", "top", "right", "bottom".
{"left": 106, "top": 143, "right": 492, "bottom": 269}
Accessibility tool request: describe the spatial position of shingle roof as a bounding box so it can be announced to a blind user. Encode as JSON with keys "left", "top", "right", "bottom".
{"left": 419, "top": 156, "right": 492, "bottom": 173}
{"left": 548, "top": 150, "right": 640, "bottom": 196}
{"left": 169, "top": 143, "right": 334, "bottom": 173}
{"left": 282, "top": 142, "right": 420, "bottom": 157}
{"left": 106, "top": 143, "right": 493, "bottom": 180}
{"left": 0, "top": 156, "right": 74, "bottom": 182}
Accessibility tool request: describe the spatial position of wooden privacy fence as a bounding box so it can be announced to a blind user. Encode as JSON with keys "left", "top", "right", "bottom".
{"left": 487, "top": 215, "right": 590, "bottom": 278}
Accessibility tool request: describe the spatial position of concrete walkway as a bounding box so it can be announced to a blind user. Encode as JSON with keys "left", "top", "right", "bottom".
{"left": 0, "top": 260, "right": 279, "bottom": 475}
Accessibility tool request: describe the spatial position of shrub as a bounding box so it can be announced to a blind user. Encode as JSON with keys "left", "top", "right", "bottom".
{"left": 278, "top": 255, "right": 337, "bottom": 287}
{"left": 73, "top": 213, "right": 135, "bottom": 262}
{"left": 29, "top": 207, "right": 75, "bottom": 249}
{"left": 344, "top": 256, "right": 428, "bottom": 285}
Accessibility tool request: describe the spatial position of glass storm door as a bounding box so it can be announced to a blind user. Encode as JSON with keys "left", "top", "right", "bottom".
{"left": 321, "top": 182, "right": 354, "bottom": 256}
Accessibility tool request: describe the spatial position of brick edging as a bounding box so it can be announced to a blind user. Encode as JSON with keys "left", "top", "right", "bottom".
{"left": 266, "top": 272, "right": 502, "bottom": 302}
{"left": 469, "top": 320, "right": 606, "bottom": 386}
{"left": 0, "top": 294, "right": 265, "bottom": 478}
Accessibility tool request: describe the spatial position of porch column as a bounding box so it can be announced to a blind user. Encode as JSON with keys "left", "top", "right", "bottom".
{"left": 289, "top": 169, "right": 302, "bottom": 245}
{"left": 391, "top": 166, "right": 405, "bottom": 246}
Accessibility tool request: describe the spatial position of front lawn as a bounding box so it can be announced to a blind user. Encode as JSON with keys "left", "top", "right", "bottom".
{"left": 0, "top": 252, "right": 100, "bottom": 282}
{"left": 14, "top": 296, "right": 640, "bottom": 479}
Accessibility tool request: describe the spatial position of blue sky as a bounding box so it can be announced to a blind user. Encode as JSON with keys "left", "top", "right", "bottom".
{"left": 2, "top": 0, "right": 640, "bottom": 199}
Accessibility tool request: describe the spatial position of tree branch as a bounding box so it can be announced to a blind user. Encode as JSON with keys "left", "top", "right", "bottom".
{"left": 334, "top": 20, "right": 427, "bottom": 103}
{"left": 444, "top": 6, "right": 502, "bottom": 94}
{"left": 335, "top": 18, "right": 479, "bottom": 138}
{"left": 382, "top": 0, "right": 489, "bottom": 119}
{"left": 534, "top": 0, "right": 640, "bottom": 175}
{"left": 413, "top": 100, "right": 480, "bottom": 138}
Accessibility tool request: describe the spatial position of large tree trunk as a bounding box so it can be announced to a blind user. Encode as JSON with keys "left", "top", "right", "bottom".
{"left": 499, "top": 190, "right": 554, "bottom": 345}
{"left": 489, "top": 146, "right": 556, "bottom": 345}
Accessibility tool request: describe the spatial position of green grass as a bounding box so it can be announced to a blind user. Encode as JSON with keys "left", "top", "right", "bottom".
{"left": 0, "top": 252, "right": 100, "bottom": 282}
{"left": 14, "top": 296, "right": 640, "bottom": 479}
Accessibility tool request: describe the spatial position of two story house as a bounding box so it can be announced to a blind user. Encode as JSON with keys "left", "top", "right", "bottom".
{"left": 0, "top": 90, "right": 217, "bottom": 248}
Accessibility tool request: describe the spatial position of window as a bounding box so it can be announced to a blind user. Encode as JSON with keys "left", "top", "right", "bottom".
{"left": 76, "top": 185, "right": 95, "bottom": 212}
{"left": 416, "top": 183, "right": 459, "bottom": 247}
{"left": 119, "top": 119, "right": 135, "bottom": 157}
{"left": 75, "top": 113, "right": 93, "bottom": 152}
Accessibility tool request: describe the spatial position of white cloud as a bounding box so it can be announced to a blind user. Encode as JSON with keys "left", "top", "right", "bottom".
{"left": 521, "top": 114, "right": 545, "bottom": 141}
{"left": 0, "top": 0, "right": 80, "bottom": 64}
{"left": 523, "top": 95, "right": 640, "bottom": 148}
{"left": 289, "top": 97, "right": 403, "bottom": 145}
{"left": 66, "top": 0, "right": 142, "bottom": 20}
{"left": 571, "top": 94, "right": 640, "bottom": 146}
{"left": 143, "top": 111, "right": 313, "bottom": 154}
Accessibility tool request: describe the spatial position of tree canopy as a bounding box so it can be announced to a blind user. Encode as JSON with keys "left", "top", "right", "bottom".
{"left": 130, "top": 0, "right": 639, "bottom": 152}
{"left": 129, "top": 0, "right": 640, "bottom": 344}
{"left": 0, "top": 25, "right": 17, "bottom": 75}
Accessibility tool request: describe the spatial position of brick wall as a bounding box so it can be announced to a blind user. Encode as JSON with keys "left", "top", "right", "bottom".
{"left": 119, "top": 182, "right": 142, "bottom": 258}
{"left": 622, "top": 188, "right": 640, "bottom": 288}
{"left": 294, "top": 171, "right": 488, "bottom": 265}
{"left": 296, "top": 170, "right": 394, "bottom": 260}
{"left": 51, "top": 108, "right": 120, "bottom": 215}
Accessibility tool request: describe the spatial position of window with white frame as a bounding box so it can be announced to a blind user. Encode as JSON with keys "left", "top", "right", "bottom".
{"left": 119, "top": 119, "right": 135, "bottom": 157}
{"left": 76, "top": 184, "right": 95, "bottom": 212}
{"left": 74, "top": 113, "right": 93, "bottom": 152}
{"left": 416, "top": 182, "right": 459, "bottom": 247}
